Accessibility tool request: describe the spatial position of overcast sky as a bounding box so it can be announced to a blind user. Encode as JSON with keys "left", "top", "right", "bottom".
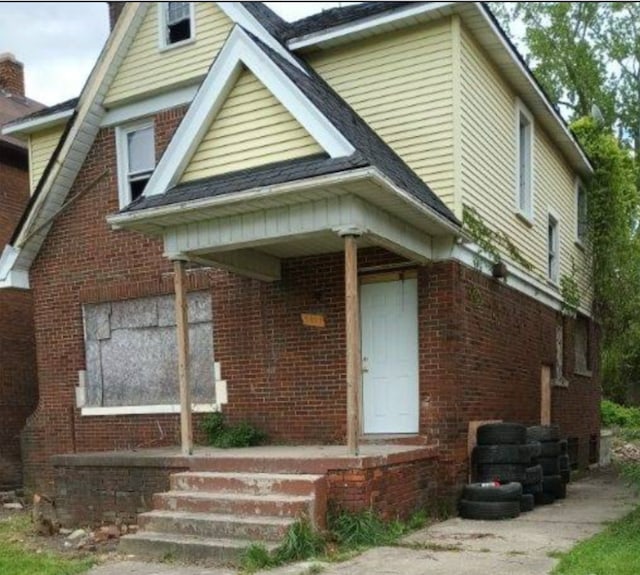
{"left": 0, "top": 2, "right": 348, "bottom": 106}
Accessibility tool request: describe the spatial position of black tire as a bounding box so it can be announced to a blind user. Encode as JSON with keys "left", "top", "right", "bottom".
{"left": 527, "top": 425, "right": 560, "bottom": 442}
{"left": 520, "top": 493, "right": 535, "bottom": 512}
{"left": 539, "top": 441, "right": 561, "bottom": 458}
{"left": 538, "top": 457, "right": 561, "bottom": 475}
{"left": 534, "top": 491, "right": 556, "bottom": 506}
{"left": 558, "top": 454, "right": 570, "bottom": 471}
{"left": 474, "top": 444, "right": 534, "bottom": 465}
{"left": 561, "top": 469, "right": 571, "bottom": 484}
{"left": 559, "top": 439, "right": 568, "bottom": 454}
{"left": 477, "top": 423, "right": 527, "bottom": 446}
{"left": 477, "top": 463, "right": 527, "bottom": 483}
{"left": 523, "top": 464, "right": 543, "bottom": 486}
{"left": 459, "top": 499, "right": 521, "bottom": 520}
{"left": 523, "top": 481, "right": 543, "bottom": 495}
{"left": 543, "top": 475, "right": 564, "bottom": 498}
{"left": 463, "top": 482, "right": 522, "bottom": 502}
{"left": 556, "top": 481, "right": 567, "bottom": 500}
{"left": 527, "top": 441, "right": 542, "bottom": 459}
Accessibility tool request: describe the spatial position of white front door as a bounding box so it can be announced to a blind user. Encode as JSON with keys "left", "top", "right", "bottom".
{"left": 361, "top": 277, "right": 419, "bottom": 434}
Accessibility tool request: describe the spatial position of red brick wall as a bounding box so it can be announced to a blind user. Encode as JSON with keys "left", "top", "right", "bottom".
{"left": 23, "top": 105, "right": 600, "bottom": 497}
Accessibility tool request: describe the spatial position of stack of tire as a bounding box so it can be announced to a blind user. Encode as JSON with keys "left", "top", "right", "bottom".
{"left": 526, "top": 425, "right": 570, "bottom": 505}
{"left": 461, "top": 423, "right": 542, "bottom": 518}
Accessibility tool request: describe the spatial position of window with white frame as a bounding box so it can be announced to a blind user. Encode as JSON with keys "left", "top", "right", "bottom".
{"left": 116, "top": 121, "right": 155, "bottom": 208}
{"left": 160, "top": 2, "right": 194, "bottom": 48}
{"left": 516, "top": 103, "right": 534, "bottom": 219}
{"left": 548, "top": 214, "right": 559, "bottom": 283}
{"left": 576, "top": 182, "right": 588, "bottom": 245}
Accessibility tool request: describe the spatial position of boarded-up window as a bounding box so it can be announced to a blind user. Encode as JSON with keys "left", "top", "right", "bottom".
{"left": 574, "top": 315, "right": 591, "bottom": 375}
{"left": 83, "top": 292, "right": 215, "bottom": 407}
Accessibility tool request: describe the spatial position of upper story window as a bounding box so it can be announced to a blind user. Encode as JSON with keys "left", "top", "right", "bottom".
{"left": 160, "top": 2, "right": 195, "bottom": 49}
{"left": 576, "top": 181, "right": 588, "bottom": 245}
{"left": 548, "top": 213, "right": 559, "bottom": 283}
{"left": 516, "top": 102, "right": 534, "bottom": 221}
{"left": 116, "top": 121, "right": 155, "bottom": 209}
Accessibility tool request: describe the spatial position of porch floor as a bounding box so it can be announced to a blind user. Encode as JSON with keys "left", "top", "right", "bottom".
{"left": 53, "top": 444, "right": 437, "bottom": 474}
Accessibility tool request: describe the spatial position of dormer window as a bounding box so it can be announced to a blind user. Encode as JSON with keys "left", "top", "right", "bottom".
{"left": 161, "top": 2, "right": 194, "bottom": 48}
{"left": 116, "top": 121, "right": 155, "bottom": 208}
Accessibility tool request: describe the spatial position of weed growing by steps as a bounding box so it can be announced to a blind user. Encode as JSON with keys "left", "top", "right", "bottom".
{"left": 200, "top": 412, "right": 266, "bottom": 448}
{"left": 240, "top": 510, "right": 432, "bottom": 573}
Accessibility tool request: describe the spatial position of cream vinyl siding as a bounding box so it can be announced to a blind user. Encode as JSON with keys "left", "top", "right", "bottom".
{"left": 29, "top": 126, "right": 64, "bottom": 193}
{"left": 459, "top": 26, "right": 591, "bottom": 306}
{"left": 105, "top": 3, "right": 232, "bottom": 106}
{"left": 309, "top": 20, "right": 456, "bottom": 209}
{"left": 180, "top": 68, "right": 323, "bottom": 182}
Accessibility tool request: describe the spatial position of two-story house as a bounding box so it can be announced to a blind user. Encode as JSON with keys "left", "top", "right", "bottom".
{"left": 0, "top": 53, "right": 40, "bottom": 489}
{"left": 0, "top": 1, "right": 599, "bottom": 541}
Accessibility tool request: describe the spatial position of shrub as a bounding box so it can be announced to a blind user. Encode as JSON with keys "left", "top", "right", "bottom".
{"left": 601, "top": 400, "right": 640, "bottom": 428}
{"left": 201, "top": 412, "right": 267, "bottom": 448}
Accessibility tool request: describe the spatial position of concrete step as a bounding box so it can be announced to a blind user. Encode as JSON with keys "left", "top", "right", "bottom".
{"left": 154, "top": 491, "right": 315, "bottom": 519}
{"left": 119, "top": 531, "right": 276, "bottom": 565}
{"left": 171, "top": 471, "right": 325, "bottom": 497}
{"left": 138, "top": 510, "right": 295, "bottom": 541}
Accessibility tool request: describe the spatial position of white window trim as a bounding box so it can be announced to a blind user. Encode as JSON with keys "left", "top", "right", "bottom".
{"left": 81, "top": 403, "right": 219, "bottom": 417}
{"left": 515, "top": 99, "right": 535, "bottom": 223}
{"left": 158, "top": 1, "right": 196, "bottom": 52}
{"left": 115, "top": 119, "right": 155, "bottom": 209}
{"left": 575, "top": 178, "right": 588, "bottom": 249}
{"left": 547, "top": 210, "right": 560, "bottom": 285}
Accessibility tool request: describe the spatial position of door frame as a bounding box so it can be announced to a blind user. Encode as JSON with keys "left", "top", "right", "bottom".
{"left": 359, "top": 269, "right": 419, "bottom": 435}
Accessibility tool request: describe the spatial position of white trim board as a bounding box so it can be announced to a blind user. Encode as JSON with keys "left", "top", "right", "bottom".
{"left": 2, "top": 108, "right": 74, "bottom": 137}
{"left": 81, "top": 403, "right": 219, "bottom": 417}
{"left": 142, "top": 26, "right": 355, "bottom": 198}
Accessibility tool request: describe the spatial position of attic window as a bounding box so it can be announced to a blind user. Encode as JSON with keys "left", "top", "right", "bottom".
{"left": 162, "top": 2, "right": 194, "bottom": 47}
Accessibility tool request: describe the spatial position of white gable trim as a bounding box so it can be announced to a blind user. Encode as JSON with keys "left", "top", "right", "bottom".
{"left": 2, "top": 108, "right": 74, "bottom": 137}
{"left": 217, "top": 2, "right": 303, "bottom": 70}
{"left": 143, "top": 26, "right": 355, "bottom": 198}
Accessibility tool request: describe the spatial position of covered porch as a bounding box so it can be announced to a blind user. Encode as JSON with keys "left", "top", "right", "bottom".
{"left": 108, "top": 168, "right": 461, "bottom": 457}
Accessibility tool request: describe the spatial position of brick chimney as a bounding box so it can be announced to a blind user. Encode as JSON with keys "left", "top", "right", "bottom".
{"left": 108, "top": 2, "right": 126, "bottom": 31}
{"left": 0, "top": 53, "right": 25, "bottom": 97}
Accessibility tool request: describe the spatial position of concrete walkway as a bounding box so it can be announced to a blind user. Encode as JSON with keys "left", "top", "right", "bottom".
{"left": 87, "top": 470, "right": 638, "bottom": 575}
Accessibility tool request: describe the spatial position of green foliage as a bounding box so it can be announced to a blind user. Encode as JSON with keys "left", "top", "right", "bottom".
{"left": 551, "top": 506, "right": 640, "bottom": 574}
{"left": 462, "top": 206, "right": 534, "bottom": 272}
{"left": 328, "top": 509, "right": 401, "bottom": 548}
{"left": 601, "top": 400, "right": 640, "bottom": 428}
{"left": 240, "top": 520, "right": 325, "bottom": 573}
{"left": 618, "top": 463, "right": 640, "bottom": 489}
{"left": 559, "top": 259, "right": 581, "bottom": 317}
{"left": 201, "top": 412, "right": 266, "bottom": 448}
{"left": 0, "top": 513, "right": 94, "bottom": 575}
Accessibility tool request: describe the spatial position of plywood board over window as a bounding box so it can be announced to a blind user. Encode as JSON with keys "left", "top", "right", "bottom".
{"left": 83, "top": 291, "right": 215, "bottom": 407}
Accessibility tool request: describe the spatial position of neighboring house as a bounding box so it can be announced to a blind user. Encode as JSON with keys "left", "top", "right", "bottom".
{"left": 1, "top": 0, "right": 599, "bottom": 531}
{"left": 0, "top": 53, "right": 41, "bottom": 489}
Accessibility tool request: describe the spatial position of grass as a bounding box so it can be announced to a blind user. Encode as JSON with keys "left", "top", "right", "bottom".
{"left": 551, "top": 506, "right": 640, "bottom": 575}
{"left": 240, "top": 509, "right": 434, "bottom": 573}
{"left": 0, "top": 513, "right": 94, "bottom": 575}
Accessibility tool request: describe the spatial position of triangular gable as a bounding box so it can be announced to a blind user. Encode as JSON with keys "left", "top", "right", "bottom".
{"left": 105, "top": 3, "right": 233, "bottom": 106}
{"left": 143, "top": 26, "right": 355, "bottom": 197}
{"left": 181, "top": 67, "right": 323, "bottom": 183}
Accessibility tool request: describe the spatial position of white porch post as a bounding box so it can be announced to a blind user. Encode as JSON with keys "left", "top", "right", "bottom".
{"left": 342, "top": 231, "right": 362, "bottom": 456}
{"left": 173, "top": 258, "right": 193, "bottom": 455}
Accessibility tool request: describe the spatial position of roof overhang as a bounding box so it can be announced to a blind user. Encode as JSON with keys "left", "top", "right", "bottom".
{"left": 108, "top": 167, "right": 463, "bottom": 282}
{"left": 2, "top": 107, "right": 74, "bottom": 137}
{"left": 288, "top": 1, "right": 593, "bottom": 179}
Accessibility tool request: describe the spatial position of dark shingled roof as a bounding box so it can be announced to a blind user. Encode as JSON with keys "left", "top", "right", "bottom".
{"left": 3, "top": 97, "right": 77, "bottom": 128}
{"left": 123, "top": 153, "right": 369, "bottom": 212}
{"left": 283, "top": 2, "right": 418, "bottom": 41}
{"left": 241, "top": 2, "right": 290, "bottom": 41}
{"left": 125, "top": 31, "right": 459, "bottom": 228}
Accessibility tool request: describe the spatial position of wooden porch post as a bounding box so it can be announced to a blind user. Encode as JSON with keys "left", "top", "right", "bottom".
{"left": 344, "top": 234, "right": 362, "bottom": 456}
{"left": 173, "top": 259, "right": 193, "bottom": 455}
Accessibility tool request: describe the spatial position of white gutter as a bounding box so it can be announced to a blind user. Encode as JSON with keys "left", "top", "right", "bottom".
{"left": 2, "top": 108, "right": 74, "bottom": 136}
{"left": 107, "top": 167, "right": 463, "bottom": 239}
{"left": 0, "top": 245, "right": 29, "bottom": 289}
{"left": 288, "top": 2, "right": 455, "bottom": 51}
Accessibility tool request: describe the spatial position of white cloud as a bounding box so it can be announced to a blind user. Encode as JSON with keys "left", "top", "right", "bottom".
{"left": 0, "top": 2, "right": 352, "bottom": 106}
